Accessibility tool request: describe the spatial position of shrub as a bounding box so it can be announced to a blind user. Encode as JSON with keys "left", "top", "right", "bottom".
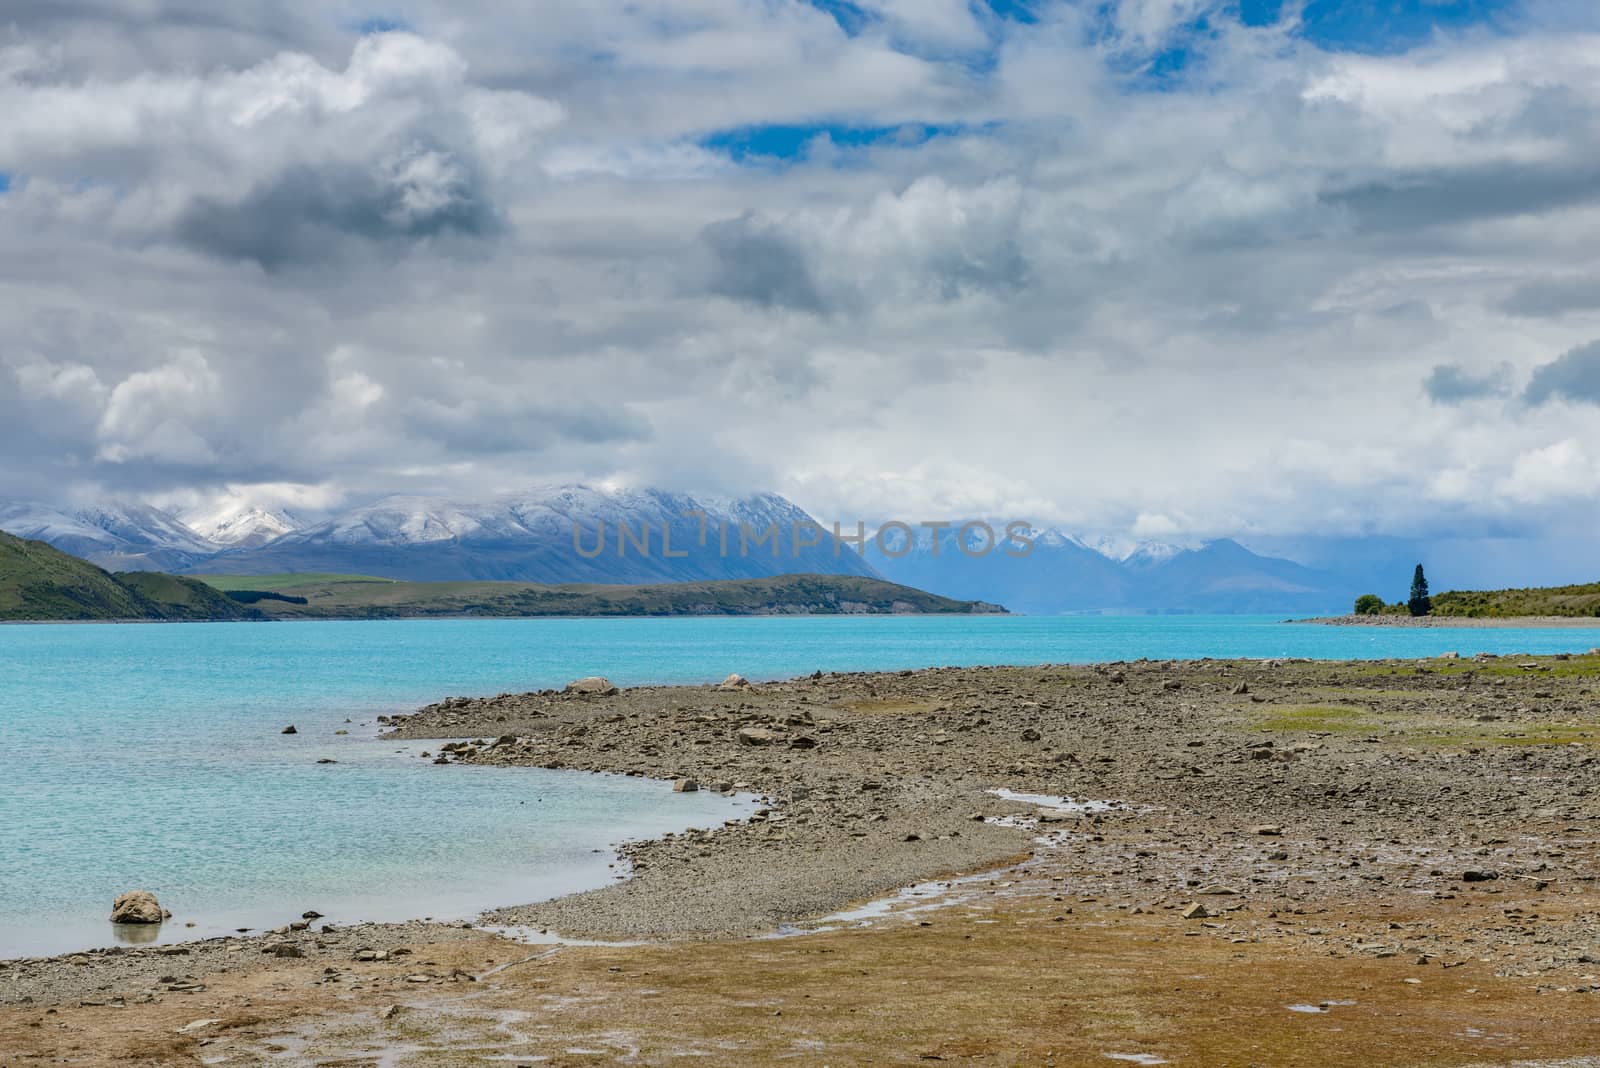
{"left": 1353, "top": 594, "right": 1385, "bottom": 615}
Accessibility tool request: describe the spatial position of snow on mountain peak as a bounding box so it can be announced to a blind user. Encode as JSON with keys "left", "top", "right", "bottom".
{"left": 185, "top": 504, "right": 303, "bottom": 549}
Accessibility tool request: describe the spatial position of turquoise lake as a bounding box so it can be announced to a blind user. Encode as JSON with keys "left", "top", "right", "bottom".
{"left": 5, "top": 614, "right": 1599, "bottom": 958}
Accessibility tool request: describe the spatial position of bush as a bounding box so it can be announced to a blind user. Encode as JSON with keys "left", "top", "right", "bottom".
{"left": 1353, "top": 594, "right": 1385, "bottom": 615}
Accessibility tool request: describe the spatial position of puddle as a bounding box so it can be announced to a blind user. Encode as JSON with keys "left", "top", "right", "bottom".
{"left": 988, "top": 788, "right": 1121, "bottom": 814}
{"left": 1104, "top": 1054, "right": 1170, "bottom": 1065}
{"left": 479, "top": 925, "right": 651, "bottom": 949}
{"left": 1287, "top": 999, "right": 1356, "bottom": 1014}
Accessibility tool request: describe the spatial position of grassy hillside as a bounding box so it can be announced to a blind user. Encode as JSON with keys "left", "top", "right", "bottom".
{"left": 0, "top": 531, "right": 258, "bottom": 621}
{"left": 198, "top": 573, "right": 1004, "bottom": 618}
{"left": 200, "top": 573, "right": 397, "bottom": 592}
{"left": 1432, "top": 582, "right": 1600, "bottom": 619}
{"left": 114, "top": 570, "right": 262, "bottom": 621}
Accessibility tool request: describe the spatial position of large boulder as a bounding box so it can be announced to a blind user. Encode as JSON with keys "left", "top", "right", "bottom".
{"left": 110, "top": 890, "right": 169, "bottom": 925}
{"left": 565, "top": 676, "right": 617, "bottom": 696}
{"left": 736, "top": 727, "right": 781, "bottom": 747}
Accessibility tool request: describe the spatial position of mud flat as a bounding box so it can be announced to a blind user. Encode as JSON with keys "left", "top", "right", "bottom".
{"left": 9, "top": 655, "right": 1600, "bottom": 1064}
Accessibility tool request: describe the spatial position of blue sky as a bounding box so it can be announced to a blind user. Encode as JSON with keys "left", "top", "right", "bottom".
{"left": 698, "top": 0, "right": 1527, "bottom": 163}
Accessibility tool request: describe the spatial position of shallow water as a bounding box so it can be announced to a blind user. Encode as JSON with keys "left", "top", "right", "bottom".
{"left": 5, "top": 614, "right": 1598, "bottom": 959}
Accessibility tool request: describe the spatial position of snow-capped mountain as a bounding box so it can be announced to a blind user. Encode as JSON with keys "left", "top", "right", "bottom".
{"left": 1, "top": 488, "right": 1359, "bottom": 612}
{"left": 1121, "top": 540, "right": 1191, "bottom": 569}
{"left": 0, "top": 500, "right": 218, "bottom": 571}
{"left": 190, "top": 485, "right": 883, "bottom": 584}
{"left": 184, "top": 504, "right": 303, "bottom": 550}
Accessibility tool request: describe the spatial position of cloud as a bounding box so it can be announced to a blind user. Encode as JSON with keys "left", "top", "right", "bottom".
{"left": 1424, "top": 362, "right": 1514, "bottom": 404}
{"left": 3, "top": 1, "right": 1600, "bottom": 556}
{"left": 1501, "top": 276, "right": 1600, "bottom": 318}
{"left": 697, "top": 212, "right": 825, "bottom": 312}
{"left": 1525, "top": 340, "right": 1600, "bottom": 406}
{"left": 0, "top": 32, "right": 557, "bottom": 267}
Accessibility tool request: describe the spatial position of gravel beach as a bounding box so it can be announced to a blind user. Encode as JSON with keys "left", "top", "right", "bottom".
{"left": 10, "top": 653, "right": 1600, "bottom": 1064}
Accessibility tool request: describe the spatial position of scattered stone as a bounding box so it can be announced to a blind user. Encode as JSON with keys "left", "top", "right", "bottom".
{"left": 1182, "top": 903, "right": 1211, "bottom": 919}
{"left": 719, "top": 673, "right": 752, "bottom": 690}
{"left": 1230, "top": 682, "right": 1250, "bottom": 695}
{"left": 673, "top": 778, "right": 700, "bottom": 793}
{"left": 1251, "top": 825, "right": 1283, "bottom": 836}
{"left": 1462, "top": 870, "right": 1500, "bottom": 883}
{"left": 1020, "top": 728, "right": 1042, "bottom": 742}
{"left": 271, "top": 943, "right": 304, "bottom": 958}
{"left": 736, "top": 727, "right": 780, "bottom": 747}
{"left": 281, "top": 725, "right": 297, "bottom": 734}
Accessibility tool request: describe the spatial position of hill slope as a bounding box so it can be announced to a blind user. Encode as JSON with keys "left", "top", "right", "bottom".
{"left": 1432, "top": 582, "right": 1600, "bottom": 618}
{"left": 0, "top": 531, "right": 258, "bottom": 621}
{"left": 199, "top": 573, "right": 1003, "bottom": 618}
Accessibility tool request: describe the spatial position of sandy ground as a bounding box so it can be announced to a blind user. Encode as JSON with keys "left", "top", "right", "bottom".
{"left": 9, "top": 652, "right": 1600, "bottom": 1065}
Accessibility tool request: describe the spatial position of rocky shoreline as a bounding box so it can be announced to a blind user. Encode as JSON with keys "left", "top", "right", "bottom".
{"left": 10, "top": 654, "right": 1600, "bottom": 1062}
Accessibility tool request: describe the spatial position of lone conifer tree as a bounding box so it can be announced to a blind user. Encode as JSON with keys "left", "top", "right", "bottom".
{"left": 1408, "top": 564, "right": 1431, "bottom": 617}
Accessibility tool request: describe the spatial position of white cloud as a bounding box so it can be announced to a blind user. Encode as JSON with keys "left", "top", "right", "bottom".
{"left": 1, "top": 2, "right": 1599, "bottom": 549}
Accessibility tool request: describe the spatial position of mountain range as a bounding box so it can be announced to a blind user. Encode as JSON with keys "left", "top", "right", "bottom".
{"left": 0, "top": 487, "right": 1356, "bottom": 614}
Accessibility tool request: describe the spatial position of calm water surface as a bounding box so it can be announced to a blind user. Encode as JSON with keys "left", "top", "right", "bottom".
{"left": 4, "top": 614, "right": 1597, "bottom": 957}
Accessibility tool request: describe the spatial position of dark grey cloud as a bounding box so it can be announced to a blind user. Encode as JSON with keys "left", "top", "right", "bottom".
{"left": 1424, "top": 362, "right": 1513, "bottom": 405}
{"left": 1501, "top": 276, "right": 1600, "bottom": 318}
{"left": 696, "top": 213, "right": 825, "bottom": 313}
{"left": 1525, "top": 340, "right": 1600, "bottom": 406}
{"left": 173, "top": 160, "right": 501, "bottom": 270}
{"left": 1320, "top": 160, "right": 1600, "bottom": 233}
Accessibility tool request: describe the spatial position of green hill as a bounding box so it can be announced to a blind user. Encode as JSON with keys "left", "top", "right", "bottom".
{"left": 197, "top": 572, "right": 1005, "bottom": 618}
{"left": 0, "top": 533, "right": 1002, "bottom": 622}
{"left": 1431, "top": 582, "right": 1600, "bottom": 619}
{"left": 0, "top": 531, "right": 259, "bottom": 622}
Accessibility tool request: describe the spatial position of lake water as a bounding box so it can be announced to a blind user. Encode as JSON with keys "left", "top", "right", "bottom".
{"left": 4, "top": 614, "right": 1598, "bottom": 958}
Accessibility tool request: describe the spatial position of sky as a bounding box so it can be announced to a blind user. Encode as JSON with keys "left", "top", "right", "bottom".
{"left": 2, "top": 0, "right": 1600, "bottom": 576}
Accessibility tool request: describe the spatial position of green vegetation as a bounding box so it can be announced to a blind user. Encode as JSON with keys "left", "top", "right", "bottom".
{"left": 0, "top": 531, "right": 259, "bottom": 622}
{"left": 1257, "top": 705, "right": 1373, "bottom": 733}
{"left": 223, "top": 590, "right": 311, "bottom": 606}
{"left": 199, "top": 573, "right": 397, "bottom": 592}
{"left": 1431, "top": 582, "right": 1600, "bottom": 619}
{"left": 1, "top": 533, "right": 999, "bottom": 622}
{"left": 1254, "top": 695, "right": 1600, "bottom": 748}
{"left": 193, "top": 572, "right": 1002, "bottom": 618}
{"left": 1353, "top": 593, "right": 1385, "bottom": 615}
{"left": 1408, "top": 564, "right": 1432, "bottom": 617}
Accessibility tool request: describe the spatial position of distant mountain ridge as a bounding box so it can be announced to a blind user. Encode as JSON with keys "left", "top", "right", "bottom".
{"left": 862, "top": 523, "right": 1345, "bottom": 615}
{"left": 188, "top": 486, "right": 883, "bottom": 585}
{"left": 0, "top": 500, "right": 217, "bottom": 572}
{"left": 184, "top": 503, "right": 304, "bottom": 549}
{"left": 0, "top": 487, "right": 1354, "bottom": 613}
